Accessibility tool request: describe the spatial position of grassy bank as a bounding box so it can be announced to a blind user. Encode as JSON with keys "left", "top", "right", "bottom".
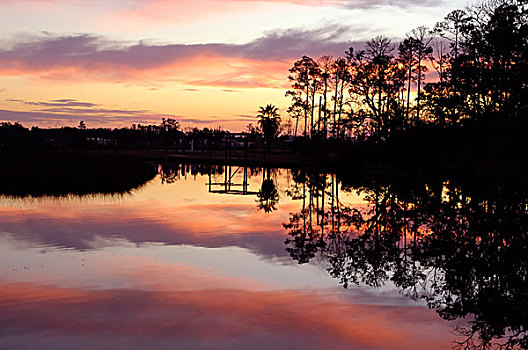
{"left": 0, "top": 151, "right": 157, "bottom": 197}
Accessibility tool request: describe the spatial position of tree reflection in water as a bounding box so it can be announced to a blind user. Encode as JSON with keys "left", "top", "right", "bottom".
{"left": 284, "top": 171, "right": 528, "bottom": 350}
{"left": 257, "top": 169, "right": 280, "bottom": 213}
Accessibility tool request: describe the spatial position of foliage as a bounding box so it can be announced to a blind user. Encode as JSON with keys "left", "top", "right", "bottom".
{"left": 257, "top": 104, "right": 282, "bottom": 152}
{"left": 284, "top": 0, "right": 527, "bottom": 142}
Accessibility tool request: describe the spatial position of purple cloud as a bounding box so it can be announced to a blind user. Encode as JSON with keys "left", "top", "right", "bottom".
{"left": 0, "top": 26, "right": 365, "bottom": 81}
{"left": 7, "top": 98, "right": 97, "bottom": 108}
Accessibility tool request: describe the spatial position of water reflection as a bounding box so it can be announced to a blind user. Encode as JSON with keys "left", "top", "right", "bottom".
{"left": 2, "top": 161, "right": 524, "bottom": 349}
{"left": 159, "top": 162, "right": 528, "bottom": 349}
{"left": 256, "top": 169, "right": 280, "bottom": 213}
{"left": 161, "top": 163, "right": 281, "bottom": 213}
{"left": 0, "top": 163, "right": 296, "bottom": 258}
{"left": 284, "top": 171, "right": 528, "bottom": 349}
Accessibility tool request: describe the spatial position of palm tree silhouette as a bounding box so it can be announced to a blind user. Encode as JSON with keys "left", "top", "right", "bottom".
{"left": 257, "top": 104, "right": 281, "bottom": 154}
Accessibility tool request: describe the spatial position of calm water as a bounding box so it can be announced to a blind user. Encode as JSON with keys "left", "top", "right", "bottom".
{"left": 1, "top": 163, "right": 524, "bottom": 349}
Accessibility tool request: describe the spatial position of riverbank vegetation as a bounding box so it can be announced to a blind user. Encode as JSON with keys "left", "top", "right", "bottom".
{"left": 0, "top": 152, "right": 157, "bottom": 197}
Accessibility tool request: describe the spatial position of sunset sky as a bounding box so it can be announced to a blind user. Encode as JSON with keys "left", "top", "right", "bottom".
{"left": 0, "top": 0, "right": 465, "bottom": 131}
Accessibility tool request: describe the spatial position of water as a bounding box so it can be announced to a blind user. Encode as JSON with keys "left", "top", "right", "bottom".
{"left": 1, "top": 163, "right": 524, "bottom": 349}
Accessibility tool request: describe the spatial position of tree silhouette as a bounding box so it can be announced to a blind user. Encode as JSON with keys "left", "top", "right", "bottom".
{"left": 407, "top": 26, "right": 434, "bottom": 122}
{"left": 347, "top": 36, "right": 407, "bottom": 140}
{"left": 330, "top": 57, "right": 350, "bottom": 138}
{"left": 398, "top": 37, "right": 420, "bottom": 127}
{"left": 434, "top": 9, "right": 468, "bottom": 60}
{"left": 257, "top": 104, "right": 281, "bottom": 153}
{"left": 286, "top": 56, "right": 318, "bottom": 137}
{"left": 318, "top": 55, "right": 334, "bottom": 139}
{"left": 282, "top": 0, "right": 527, "bottom": 143}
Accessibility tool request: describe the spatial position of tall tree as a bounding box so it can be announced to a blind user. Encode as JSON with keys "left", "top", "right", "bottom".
{"left": 309, "top": 61, "right": 322, "bottom": 137}
{"left": 408, "top": 26, "right": 434, "bottom": 122}
{"left": 434, "top": 9, "right": 469, "bottom": 60}
{"left": 398, "top": 37, "right": 420, "bottom": 127}
{"left": 347, "top": 36, "right": 406, "bottom": 140}
{"left": 286, "top": 56, "right": 319, "bottom": 137}
{"left": 318, "top": 55, "right": 334, "bottom": 139}
{"left": 330, "top": 57, "right": 350, "bottom": 139}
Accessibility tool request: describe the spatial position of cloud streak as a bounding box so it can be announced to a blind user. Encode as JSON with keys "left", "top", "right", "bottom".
{"left": 0, "top": 26, "right": 362, "bottom": 87}
{"left": 7, "top": 98, "right": 97, "bottom": 108}
{"left": 0, "top": 97, "right": 256, "bottom": 127}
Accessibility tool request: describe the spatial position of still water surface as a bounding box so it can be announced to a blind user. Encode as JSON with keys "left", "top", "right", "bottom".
{"left": 0, "top": 164, "right": 470, "bottom": 349}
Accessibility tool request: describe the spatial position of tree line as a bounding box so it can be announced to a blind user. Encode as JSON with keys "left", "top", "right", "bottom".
{"left": 0, "top": 118, "right": 235, "bottom": 152}
{"left": 285, "top": 0, "right": 527, "bottom": 141}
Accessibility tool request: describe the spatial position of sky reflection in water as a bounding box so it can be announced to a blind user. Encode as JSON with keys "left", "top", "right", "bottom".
{"left": 0, "top": 166, "right": 456, "bottom": 349}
